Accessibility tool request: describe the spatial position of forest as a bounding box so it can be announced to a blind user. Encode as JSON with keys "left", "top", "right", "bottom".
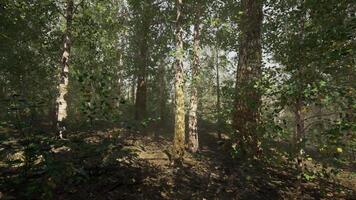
{"left": 0, "top": 0, "right": 355, "bottom": 199}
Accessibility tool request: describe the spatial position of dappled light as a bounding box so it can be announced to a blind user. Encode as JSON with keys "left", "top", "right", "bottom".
{"left": 0, "top": 0, "right": 355, "bottom": 199}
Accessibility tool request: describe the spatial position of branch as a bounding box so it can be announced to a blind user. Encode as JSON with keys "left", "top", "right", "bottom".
{"left": 73, "top": 0, "right": 85, "bottom": 14}
{"left": 303, "top": 112, "right": 339, "bottom": 121}
{"left": 55, "top": 5, "right": 66, "bottom": 18}
{"left": 303, "top": 118, "right": 332, "bottom": 132}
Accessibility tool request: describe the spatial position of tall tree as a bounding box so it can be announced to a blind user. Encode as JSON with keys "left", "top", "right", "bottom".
{"left": 133, "top": 1, "right": 152, "bottom": 122}
{"left": 173, "top": 0, "right": 185, "bottom": 162}
{"left": 233, "top": 0, "right": 263, "bottom": 156}
{"left": 188, "top": 2, "right": 201, "bottom": 153}
{"left": 56, "top": 0, "right": 74, "bottom": 139}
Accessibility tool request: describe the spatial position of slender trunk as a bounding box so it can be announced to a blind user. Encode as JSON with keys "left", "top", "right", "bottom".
{"left": 116, "top": 51, "right": 123, "bottom": 109}
{"left": 233, "top": 0, "right": 263, "bottom": 156}
{"left": 294, "top": 97, "right": 305, "bottom": 200}
{"left": 295, "top": 4, "right": 306, "bottom": 198}
{"left": 0, "top": 77, "right": 4, "bottom": 100}
{"left": 0, "top": 78, "right": 4, "bottom": 118}
{"left": 56, "top": 0, "right": 73, "bottom": 139}
{"left": 345, "top": 106, "right": 355, "bottom": 160}
{"left": 316, "top": 105, "right": 323, "bottom": 145}
{"left": 173, "top": 0, "right": 185, "bottom": 162}
{"left": 294, "top": 99, "right": 305, "bottom": 147}
{"left": 216, "top": 48, "right": 222, "bottom": 139}
{"left": 188, "top": 13, "right": 200, "bottom": 153}
{"left": 131, "top": 75, "right": 136, "bottom": 104}
{"left": 159, "top": 61, "right": 166, "bottom": 127}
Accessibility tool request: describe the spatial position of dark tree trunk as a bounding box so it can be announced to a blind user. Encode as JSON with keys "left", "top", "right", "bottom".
{"left": 134, "top": 39, "right": 148, "bottom": 121}
{"left": 233, "top": 0, "right": 263, "bottom": 156}
{"left": 134, "top": 4, "right": 151, "bottom": 122}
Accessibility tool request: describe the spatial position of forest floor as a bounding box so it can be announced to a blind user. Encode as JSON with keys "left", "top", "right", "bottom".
{"left": 0, "top": 124, "right": 355, "bottom": 200}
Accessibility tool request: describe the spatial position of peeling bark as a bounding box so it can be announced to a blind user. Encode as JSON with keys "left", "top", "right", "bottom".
{"left": 56, "top": 0, "right": 73, "bottom": 139}
{"left": 173, "top": 0, "right": 185, "bottom": 161}
{"left": 188, "top": 11, "right": 201, "bottom": 153}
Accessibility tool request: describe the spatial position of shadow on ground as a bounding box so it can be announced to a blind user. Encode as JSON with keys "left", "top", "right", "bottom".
{"left": 0, "top": 124, "right": 355, "bottom": 200}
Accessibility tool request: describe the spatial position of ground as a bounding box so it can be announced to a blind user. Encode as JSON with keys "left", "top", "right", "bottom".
{"left": 0, "top": 125, "right": 355, "bottom": 200}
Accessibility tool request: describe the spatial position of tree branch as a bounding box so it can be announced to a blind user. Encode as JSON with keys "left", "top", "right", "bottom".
{"left": 73, "top": 0, "right": 85, "bottom": 14}
{"left": 303, "top": 112, "right": 339, "bottom": 122}
{"left": 55, "top": 5, "right": 66, "bottom": 18}
{"left": 303, "top": 118, "right": 333, "bottom": 132}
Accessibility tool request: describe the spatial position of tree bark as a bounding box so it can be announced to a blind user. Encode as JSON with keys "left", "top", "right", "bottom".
{"left": 173, "top": 0, "right": 185, "bottom": 162}
{"left": 233, "top": 0, "right": 263, "bottom": 156}
{"left": 56, "top": 0, "right": 73, "bottom": 139}
{"left": 188, "top": 10, "right": 201, "bottom": 153}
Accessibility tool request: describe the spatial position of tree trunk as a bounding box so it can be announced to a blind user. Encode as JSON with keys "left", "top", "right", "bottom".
{"left": 233, "top": 0, "right": 263, "bottom": 156}
{"left": 131, "top": 75, "right": 136, "bottom": 105}
{"left": 134, "top": 5, "right": 150, "bottom": 122}
{"left": 116, "top": 50, "right": 124, "bottom": 109}
{"left": 294, "top": 97, "right": 305, "bottom": 199}
{"left": 295, "top": 5, "right": 307, "bottom": 198}
{"left": 173, "top": 0, "right": 185, "bottom": 162}
{"left": 56, "top": 0, "right": 73, "bottom": 139}
{"left": 316, "top": 105, "right": 323, "bottom": 145}
{"left": 134, "top": 43, "right": 148, "bottom": 122}
{"left": 158, "top": 61, "right": 166, "bottom": 128}
{"left": 188, "top": 12, "right": 201, "bottom": 153}
{"left": 294, "top": 99, "right": 305, "bottom": 149}
{"left": 216, "top": 48, "right": 222, "bottom": 139}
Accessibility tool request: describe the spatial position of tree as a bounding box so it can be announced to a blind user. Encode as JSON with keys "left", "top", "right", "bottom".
{"left": 158, "top": 60, "right": 167, "bottom": 128}
{"left": 216, "top": 48, "right": 222, "bottom": 139}
{"left": 173, "top": 0, "right": 185, "bottom": 162}
{"left": 134, "top": 2, "right": 152, "bottom": 122}
{"left": 188, "top": 1, "right": 201, "bottom": 153}
{"left": 56, "top": 0, "right": 74, "bottom": 139}
{"left": 233, "top": 0, "right": 263, "bottom": 157}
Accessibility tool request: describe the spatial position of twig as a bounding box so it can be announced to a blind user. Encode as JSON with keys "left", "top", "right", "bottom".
{"left": 303, "top": 118, "right": 332, "bottom": 131}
